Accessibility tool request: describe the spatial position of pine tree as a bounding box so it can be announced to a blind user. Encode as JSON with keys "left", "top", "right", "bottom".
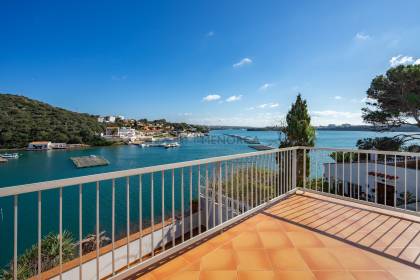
{"left": 279, "top": 94, "right": 315, "bottom": 186}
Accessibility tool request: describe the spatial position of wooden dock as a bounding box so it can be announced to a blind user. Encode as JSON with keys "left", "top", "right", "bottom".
{"left": 70, "top": 156, "right": 109, "bottom": 168}
{"left": 0, "top": 158, "right": 7, "bottom": 163}
{"left": 248, "top": 145, "right": 274, "bottom": 151}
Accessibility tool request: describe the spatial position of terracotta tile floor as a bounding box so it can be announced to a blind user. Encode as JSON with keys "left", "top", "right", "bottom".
{"left": 133, "top": 194, "right": 420, "bottom": 280}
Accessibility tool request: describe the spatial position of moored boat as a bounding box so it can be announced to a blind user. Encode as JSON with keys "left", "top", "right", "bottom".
{"left": 164, "top": 142, "right": 180, "bottom": 148}
{"left": 0, "top": 153, "right": 19, "bottom": 159}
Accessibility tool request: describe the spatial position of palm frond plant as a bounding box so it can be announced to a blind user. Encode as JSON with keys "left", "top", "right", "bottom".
{"left": 0, "top": 230, "right": 76, "bottom": 280}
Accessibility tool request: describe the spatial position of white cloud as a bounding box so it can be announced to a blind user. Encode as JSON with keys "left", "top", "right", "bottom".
{"left": 206, "top": 31, "right": 214, "bottom": 37}
{"left": 257, "top": 102, "right": 279, "bottom": 109}
{"left": 233, "top": 58, "right": 253, "bottom": 68}
{"left": 188, "top": 112, "right": 284, "bottom": 127}
{"left": 202, "top": 94, "right": 221, "bottom": 102}
{"left": 311, "top": 110, "right": 362, "bottom": 126}
{"left": 226, "top": 95, "right": 242, "bottom": 102}
{"left": 355, "top": 32, "right": 370, "bottom": 41}
{"left": 259, "top": 83, "right": 274, "bottom": 91}
{"left": 389, "top": 55, "right": 420, "bottom": 67}
{"left": 180, "top": 112, "right": 192, "bottom": 116}
{"left": 334, "top": 96, "right": 342, "bottom": 100}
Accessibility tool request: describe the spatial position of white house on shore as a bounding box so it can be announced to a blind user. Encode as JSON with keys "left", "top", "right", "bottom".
{"left": 323, "top": 157, "right": 419, "bottom": 210}
{"left": 27, "top": 141, "right": 53, "bottom": 150}
{"left": 102, "top": 127, "right": 137, "bottom": 142}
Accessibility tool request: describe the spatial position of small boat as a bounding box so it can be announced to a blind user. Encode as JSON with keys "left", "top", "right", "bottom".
{"left": 0, "top": 153, "right": 19, "bottom": 159}
{"left": 140, "top": 143, "right": 149, "bottom": 148}
{"left": 164, "top": 142, "right": 180, "bottom": 149}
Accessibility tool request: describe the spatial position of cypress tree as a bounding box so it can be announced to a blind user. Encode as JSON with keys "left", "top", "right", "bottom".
{"left": 279, "top": 94, "right": 315, "bottom": 186}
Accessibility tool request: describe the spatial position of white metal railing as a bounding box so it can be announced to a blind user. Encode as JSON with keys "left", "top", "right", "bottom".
{"left": 2, "top": 146, "right": 418, "bottom": 280}
{"left": 0, "top": 147, "right": 298, "bottom": 280}
{"left": 302, "top": 147, "right": 420, "bottom": 215}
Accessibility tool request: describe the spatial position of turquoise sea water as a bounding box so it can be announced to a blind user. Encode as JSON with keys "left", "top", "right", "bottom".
{"left": 0, "top": 129, "right": 416, "bottom": 267}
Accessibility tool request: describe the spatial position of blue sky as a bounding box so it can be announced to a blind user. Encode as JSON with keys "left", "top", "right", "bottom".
{"left": 1, "top": 0, "right": 420, "bottom": 127}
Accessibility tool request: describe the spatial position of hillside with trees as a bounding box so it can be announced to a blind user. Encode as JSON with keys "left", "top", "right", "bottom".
{"left": 0, "top": 93, "right": 108, "bottom": 149}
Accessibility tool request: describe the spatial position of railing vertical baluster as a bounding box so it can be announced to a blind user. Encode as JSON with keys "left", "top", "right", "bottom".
{"left": 218, "top": 162, "right": 222, "bottom": 224}
{"left": 384, "top": 155, "right": 387, "bottom": 206}
{"left": 375, "top": 154, "right": 378, "bottom": 203}
{"left": 205, "top": 164, "right": 209, "bottom": 229}
{"left": 212, "top": 166, "right": 216, "bottom": 226}
{"left": 139, "top": 175, "right": 143, "bottom": 261}
{"left": 79, "top": 184, "right": 83, "bottom": 280}
{"left": 315, "top": 151, "right": 318, "bottom": 192}
{"left": 151, "top": 173, "right": 155, "bottom": 256}
{"left": 225, "top": 162, "right": 228, "bottom": 221}
{"left": 274, "top": 152, "right": 277, "bottom": 197}
{"left": 237, "top": 160, "right": 240, "bottom": 214}
{"left": 282, "top": 152, "right": 285, "bottom": 194}
{"left": 96, "top": 182, "right": 100, "bottom": 280}
{"left": 59, "top": 187, "right": 63, "bottom": 280}
{"left": 321, "top": 151, "right": 324, "bottom": 192}
{"left": 286, "top": 150, "right": 292, "bottom": 191}
{"left": 37, "top": 191, "right": 41, "bottom": 279}
{"left": 334, "top": 152, "right": 338, "bottom": 195}
{"left": 162, "top": 170, "right": 165, "bottom": 251}
{"left": 357, "top": 153, "right": 360, "bottom": 201}
{"left": 251, "top": 160, "right": 254, "bottom": 207}
{"left": 303, "top": 149, "right": 306, "bottom": 190}
{"left": 328, "top": 162, "right": 331, "bottom": 194}
{"left": 366, "top": 153, "right": 369, "bottom": 202}
{"left": 171, "top": 170, "right": 175, "bottom": 247}
{"left": 268, "top": 153, "right": 271, "bottom": 198}
{"left": 230, "top": 162, "right": 234, "bottom": 218}
{"left": 394, "top": 155, "right": 397, "bottom": 207}
{"left": 112, "top": 179, "right": 115, "bottom": 274}
{"left": 189, "top": 166, "right": 193, "bottom": 238}
{"left": 405, "top": 156, "right": 407, "bottom": 210}
{"left": 275, "top": 153, "right": 279, "bottom": 198}
{"left": 240, "top": 159, "right": 244, "bottom": 210}
{"left": 126, "top": 177, "right": 130, "bottom": 267}
{"left": 349, "top": 152, "right": 352, "bottom": 198}
{"left": 13, "top": 195, "right": 17, "bottom": 280}
{"left": 342, "top": 152, "right": 345, "bottom": 197}
{"left": 246, "top": 159, "right": 249, "bottom": 209}
{"left": 291, "top": 150, "right": 293, "bottom": 191}
{"left": 258, "top": 156, "right": 261, "bottom": 205}
{"left": 267, "top": 154, "right": 270, "bottom": 199}
{"left": 416, "top": 156, "right": 419, "bottom": 213}
{"left": 264, "top": 154, "right": 267, "bottom": 201}
{"left": 198, "top": 165, "right": 201, "bottom": 234}
{"left": 181, "top": 168, "right": 184, "bottom": 241}
{"left": 270, "top": 153, "right": 274, "bottom": 198}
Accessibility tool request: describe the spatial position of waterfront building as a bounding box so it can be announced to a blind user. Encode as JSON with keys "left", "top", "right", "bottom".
{"left": 26, "top": 141, "right": 52, "bottom": 150}
{"left": 323, "top": 156, "right": 420, "bottom": 210}
{"left": 103, "top": 126, "right": 137, "bottom": 142}
{"left": 51, "top": 143, "right": 67, "bottom": 149}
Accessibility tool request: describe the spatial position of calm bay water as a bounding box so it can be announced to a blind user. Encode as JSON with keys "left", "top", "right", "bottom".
{"left": 0, "top": 129, "right": 413, "bottom": 266}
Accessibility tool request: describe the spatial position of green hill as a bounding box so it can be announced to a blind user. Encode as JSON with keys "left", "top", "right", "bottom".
{"left": 0, "top": 94, "right": 108, "bottom": 149}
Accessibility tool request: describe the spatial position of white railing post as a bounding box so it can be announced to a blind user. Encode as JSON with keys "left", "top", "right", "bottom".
{"left": 292, "top": 149, "right": 297, "bottom": 188}
{"left": 303, "top": 148, "right": 306, "bottom": 190}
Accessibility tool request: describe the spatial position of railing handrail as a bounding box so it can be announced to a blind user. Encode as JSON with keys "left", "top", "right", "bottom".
{"left": 0, "top": 147, "right": 297, "bottom": 197}
{"left": 301, "top": 146, "right": 420, "bottom": 157}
